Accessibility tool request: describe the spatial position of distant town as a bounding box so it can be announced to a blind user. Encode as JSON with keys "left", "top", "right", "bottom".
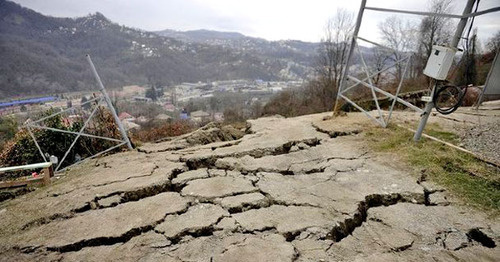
{"left": 0, "top": 79, "right": 304, "bottom": 131}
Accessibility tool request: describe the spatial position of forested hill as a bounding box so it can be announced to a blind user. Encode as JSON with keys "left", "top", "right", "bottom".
{"left": 155, "top": 29, "right": 319, "bottom": 63}
{"left": 0, "top": 0, "right": 316, "bottom": 98}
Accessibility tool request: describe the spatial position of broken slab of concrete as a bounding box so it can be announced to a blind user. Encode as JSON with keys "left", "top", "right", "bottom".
{"left": 214, "top": 138, "right": 364, "bottom": 174}
{"left": 157, "top": 233, "right": 297, "bottom": 262}
{"left": 138, "top": 122, "right": 244, "bottom": 153}
{"left": 171, "top": 168, "right": 209, "bottom": 185}
{"left": 217, "top": 192, "right": 269, "bottom": 212}
{"left": 367, "top": 203, "right": 495, "bottom": 244}
{"left": 428, "top": 191, "right": 450, "bottom": 206}
{"left": 215, "top": 217, "right": 239, "bottom": 231}
{"left": 61, "top": 231, "right": 174, "bottom": 262}
{"left": 0, "top": 155, "right": 185, "bottom": 239}
{"left": 14, "top": 192, "right": 190, "bottom": 251}
{"left": 0, "top": 112, "right": 498, "bottom": 261}
{"left": 232, "top": 205, "right": 342, "bottom": 238}
{"left": 215, "top": 233, "right": 297, "bottom": 262}
{"left": 181, "top": 176, "right": 257, "bottom": 200}
{"left": 155, "top": 204, "right": 229, "bottom": 240}
{"left": 324, "top": 202, "right": 500, "bottom": 261}
{"left": 96, "top": 194, "right": 121, "bottom": 208}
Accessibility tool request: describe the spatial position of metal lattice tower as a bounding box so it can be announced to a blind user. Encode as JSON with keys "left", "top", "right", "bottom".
{"left": 332, "top": 0, "right": 500, "bottom": 139}
{"left": 24, "top": 55, "right": 132, "bottom": 172}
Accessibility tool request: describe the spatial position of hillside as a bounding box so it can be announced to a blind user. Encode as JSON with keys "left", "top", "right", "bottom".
{"left": 0, "top": 0, "right": 315, "bottom": 98}
{"left": 155, "top": 28, "right": 319, "bottom": 65}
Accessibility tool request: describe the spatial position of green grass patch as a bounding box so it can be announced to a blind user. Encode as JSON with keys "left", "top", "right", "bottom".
{"left": 425, "top": 123, "right": 460, "bottom": 143}
{"left": 365, "top": 124, "right": 500, "bottom": 216}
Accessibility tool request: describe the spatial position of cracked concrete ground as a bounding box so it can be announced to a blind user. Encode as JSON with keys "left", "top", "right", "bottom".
{"left": 0, "top": 112, "right": 498, "bottom": 261}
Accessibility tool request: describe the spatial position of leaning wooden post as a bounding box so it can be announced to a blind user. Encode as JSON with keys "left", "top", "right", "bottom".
{"left": 42, "top": 165, "right": 53, "bottom": 186}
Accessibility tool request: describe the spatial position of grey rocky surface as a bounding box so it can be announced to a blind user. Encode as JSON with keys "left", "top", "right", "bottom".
{"left": 181, "top": 176, "right": 257, "bottom": 199}
{"left": 217, "top": 192, "right": 269, "bottom": 212}
{"left": 0, "top": 112, "right": 498, "bottom": 261}
{"left": 156, "top": 204, "right": 229, "bottom": 240}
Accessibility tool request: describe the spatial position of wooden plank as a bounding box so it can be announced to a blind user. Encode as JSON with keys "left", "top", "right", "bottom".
{"left": 0, "top": 176, "right": 46, "bottom": 189}
{"left": 0, "top": 162, "right": 52, "bottom": 173}
{"left": 0, "top": 163, "right": 53, "bottom": 189}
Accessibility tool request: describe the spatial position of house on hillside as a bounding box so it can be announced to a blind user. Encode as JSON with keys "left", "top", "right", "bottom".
{"left": 62, "top": 115, "right": 81, "bottom": 127}
{"left": 136, "top": 115, "right": 148, "bottom": 123}
{"left": 119, "top": 112, "right": 138, "bottom": 130}
{"left": 155, "top": 114, "right": 172, "bottom": 121}
{"left": 122, "top": 120, "right": 140, "bottom": 131}
{"left": 190, "top": 110, "right": 211, "bottom": 123}
{"left": 164, "top": 103, "right": 176, "bottom": 112}
{"left": 119, "top": 112, "right": 135, "bottom": 121}
{"left": 214, "top": 112, "right": 224, "bottom": 122}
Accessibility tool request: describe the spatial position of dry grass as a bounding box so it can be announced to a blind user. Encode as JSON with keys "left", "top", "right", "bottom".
{"left": 129, "top": 121, "right": 194, "bottom": 143}
{"left": 366, "top": 123, "right": 500, "bottom": 216}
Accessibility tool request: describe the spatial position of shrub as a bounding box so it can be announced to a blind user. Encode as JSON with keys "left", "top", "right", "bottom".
{"left": 0, "top": 107, "right": 125, "bottom": 171}
{"left": 0, "top": 116, "right": 18, "bottom": 152}
{"left": 129, "top": 120, "right": 194, "bottom": 143}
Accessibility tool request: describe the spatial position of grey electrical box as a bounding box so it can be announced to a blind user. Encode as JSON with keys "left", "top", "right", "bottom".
{"left": 423, "top": 45, "right": 457, "bottom": 80}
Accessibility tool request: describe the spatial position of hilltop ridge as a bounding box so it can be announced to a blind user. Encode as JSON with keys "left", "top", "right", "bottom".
{"left": 0, "top": 0, "right": 316, "bottom": 98}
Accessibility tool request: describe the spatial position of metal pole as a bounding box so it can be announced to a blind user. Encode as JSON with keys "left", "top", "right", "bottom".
{"left": 356, "top": 43, "right": 385, "bottom": 127}
{"left": 364, "top": 6, "right": 462, "bottom": 19}
{"left": 342, "top": 55, "right": 411, "bottom": 95}
{"left": 475, "top": 50, "right": 499, "bottom": 109}
{"left": 413, "top": 0, "right": 476, "bottom": 141}
{"left": 56, "top": 141, "right": 127, "bottom": 173}
{"left": 339, "top": 94, "right": 383, "bottom": 125}
{"left": 28, "top": 124, "right": 125, "bottom": 143}
{"left": 364, "top": 6, "right": 500, "bottom": 19}
{"left": 356, "top": 36, "right": 398, "bottom": 52}
{"left": 31, "top": 96, "right": 101, "bottom": 125}
{"left": 26, "top": 126, "right": 47, "bottom": 162}
{"left": 386, "top": 56, "right": 412, "bottom": 125}
{"left": 86, "top": 54, "right": 133, "bottom": 149}
{"left": 332, "top": 0, "right": 367, "bottom": 116}
{"left": 347, "top": 75, "right": 424, "bottom": 113}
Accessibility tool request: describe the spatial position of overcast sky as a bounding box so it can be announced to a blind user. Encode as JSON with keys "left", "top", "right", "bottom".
{"left": 11, "top": 0, "right": 500, "bottom": 45}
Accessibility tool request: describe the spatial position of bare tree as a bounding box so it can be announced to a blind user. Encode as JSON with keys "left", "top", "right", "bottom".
{"left": 378, "top": 16, "right": 417, "bottom": 81}
{"left": 486, "top": 31, "right": 500, "bottom": 54}
{"left": 371, "top": 47, "right": 392, "bottom": 85}
{"left": 316, "top": 8, "right": 354, "bottom": 107}
{"left": 418, "top": 0, "right": 453, "bottom": 66}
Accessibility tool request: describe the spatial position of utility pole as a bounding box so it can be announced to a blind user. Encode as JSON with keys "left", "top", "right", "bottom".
{"left": 413, "top": 0, "right": 476, "bottom": 141}
{"left": 86, "top": 54, "right": 133, "bottom": 150}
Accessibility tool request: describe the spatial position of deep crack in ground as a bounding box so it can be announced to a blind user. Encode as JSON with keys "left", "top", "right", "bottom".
{"left": 2, "top": 113, "right": 498, "bottom": 261}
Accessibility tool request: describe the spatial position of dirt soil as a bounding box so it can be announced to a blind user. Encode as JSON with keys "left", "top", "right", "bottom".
{"left": 0, "top": 112, "right": 498, "bottom": 261}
